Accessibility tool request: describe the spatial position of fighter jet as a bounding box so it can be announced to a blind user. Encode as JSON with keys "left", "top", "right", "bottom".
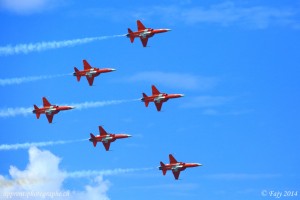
{"left": 126, "top": 20, "right": 171, "bottom": 47}
{"left": 141, "top": 85, "right": 184, "bottom": 111}
{"left": 73, "top": 60, "right": 116, "bottom": 86}
{"left": 159, "top": 154, "right": 202, "bottom": 180}
{"left": 32, "top": 97, "right": 74, "bottom": 123}
{"left": 89, "top": 126, "right": 131, "bottom": 151}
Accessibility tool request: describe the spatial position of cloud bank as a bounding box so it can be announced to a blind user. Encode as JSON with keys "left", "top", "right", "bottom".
{"left": 0, "top": 0, "right": 63, "bottom": 14}
{"left": 84, "top": 2, "right": 300, "bottom": 29}
{"left": 127, "top": 71, "right": 218, "bottom": 90}
{"left": 0, "top": 147, "right": 150, "bottom": 199}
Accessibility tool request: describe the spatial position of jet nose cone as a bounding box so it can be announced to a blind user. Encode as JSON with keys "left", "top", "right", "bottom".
{"left": 126, "top": 134, "right": 132, "bottom": 137}
{"left": 180, "top": 94, "right": 184, "bottom": 97}
{"left": 196, "top": 163, "right": 203, "bottom": 166}
{"left": 110, "top": 68, "right": 117, "bottom": 72}
{"left": 166, "top": 29, "right": 171, "bottom": 32}
{"left": 69, "top": 106, "right": 75, "bottom": 109}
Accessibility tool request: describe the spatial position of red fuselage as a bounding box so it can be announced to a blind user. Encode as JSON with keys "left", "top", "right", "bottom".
{"left": 141, "top": 93, "right": 184, "bottom": 104}
{"left": 32, "top": 105, "right": 74, "bottom": 115}
{"left": 159, "top": 162, "right": 202, "bottom": 172}
{"left": 89, "top": 133, "right": 131, "bottom": 144}
{"left": 159, "top": 154, "right": 202, "bottom": 180}
{"left": 127, "top": 28, "right": 171, "bottom": 40}
{"left": 89, "top": 126, "right": 131, "bottom": 151}
{"left": 73, "top": 68, "right": 116, "bottom": 78}
{"left": 127, "top": 20, "right": 171, "bottom": 47}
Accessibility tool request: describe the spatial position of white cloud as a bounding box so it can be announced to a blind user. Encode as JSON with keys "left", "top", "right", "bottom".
{"left": 0, "top": 146, "right": 66, "bottom": 192}
{"left": 70, "top": 176, "right": 110, "bottom": 200}
{"left": 204, "top": 173, "right": 281, "bottom": 180}
{"left": 201, "top": 108, "right": 253, "bottom": 116}
{"left": 127, "top": 71, "right": 218, "bottom": 90}
{"left": 182, "top": 96, "right": 252, "bottom": 115}
{"left": 182, "top": 95, "right": 233, "bottom": 108}
{"left": 178, "top": 2, "right": 298, "bottom": 29}
{"left": 0, "top": 0, "right": 62, "bottom": 14}
{"left": 0, "top": 147, "right": 110, "bottom": 199}
{"left": 81, "top": 2, "right": 300, "bottom": 29}
{"left": 0, "top": 147, "right": 150, "bottom": 200}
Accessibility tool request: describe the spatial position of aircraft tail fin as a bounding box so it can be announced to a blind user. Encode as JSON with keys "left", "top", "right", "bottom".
{"left": 74, "top": 67, "right": 81, "bottom": 82}
{"left": 90, "top": 133, "right": 97, "bottom": 147}
{"left": 160, "top": 162, "right": 167, "bottom": 175}
{"left": 33, "top": 105, "right": 40, "bottom": 119}
{"left": 142, "top": 93, "right": 149, "bottom": 107}
{"left": 128, "top": 28, "right": 135, "bottom": 43}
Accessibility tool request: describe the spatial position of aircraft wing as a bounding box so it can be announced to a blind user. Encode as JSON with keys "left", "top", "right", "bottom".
{"left": 46, "top": 113, "right": 54, "bottom": 123}
{"left": 103, "top": 141, "right": 111, "bottom": 151}
{"left": 154, "top": 101, "right": 163, "bottom": 111}
{"left": 137, "top": 20, "right": 146, "bottom": 31}
{"left": 151, "top": 85, "right": 161, "bottom": 95}
{"left": 83, "top": 60, "right": 92, "bottom": 70}
{"left": 140, "top": 37, "right": 148, "bottom": 47}
{"left": 43, "top": 97, "right": 51, "bottom": 107}
{"left": 172, "top": 170, "right": 180, "bottom": 180}
{"left": 99, "top": 126, "right": 108, "bottom": 136}
{"left": 86, "top": 76, "right": 95, "bottom": 86}
{"left": 169, "top": 154, "right": 178, "bottom": 164}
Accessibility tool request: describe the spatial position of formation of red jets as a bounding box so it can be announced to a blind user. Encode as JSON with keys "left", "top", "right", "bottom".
{"left": 31, "top": 20, "right": 201, "bottom": 180}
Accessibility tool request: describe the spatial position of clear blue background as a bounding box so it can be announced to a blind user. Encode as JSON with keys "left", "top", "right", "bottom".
{"left": 0, "top": 0, "right": 299, "bottom": 199}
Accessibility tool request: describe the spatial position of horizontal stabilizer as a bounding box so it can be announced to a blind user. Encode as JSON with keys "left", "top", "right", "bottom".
{"left": 33, "top": 105, "right": 40, "bottom": 119}
{"left": 90, "top": 133, "right": 97, "bottom": 147}
{"left": 160, "top": 162, "right": 167, "bottom": 175}
{"left": 128, "top": 28, "right": 135, "bottom": 43}
{"left": 142, "top": 93, "right": 149, "bottom": 107}
{"left": 74, "top": 67, "right": 81, "bottom": 82}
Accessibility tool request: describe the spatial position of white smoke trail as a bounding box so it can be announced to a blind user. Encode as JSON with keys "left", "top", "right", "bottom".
{"left": 67, "top": 168, "right": 153, "bottom": 178}
{"left": 0, "top": 99, "right": 139, "bottom": 118}
{"left": 0, "top": 139, "right": 87, "bottom": 151}
{"left": 71, "top": 99, "right": 138, "bottom": 110}
{"left": 0, "top": 73, "right": 70, "bottom": 86}
{"left": 0, "top": 107, "right": 32, "bottom": 117}
{"left": 0, "top": 34, "right": 126, "bottom": 56}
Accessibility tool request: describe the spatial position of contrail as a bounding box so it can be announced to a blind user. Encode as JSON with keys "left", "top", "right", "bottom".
{"left": 0, "top": 73, "right": 70, "bottom": 86}
{"left": 0, "top": 99, "right": 139, "bottom": 118}
{"left": 0, "top": 107, "right": 32, "bottom": 117}
{"left": 67, "top": 167, "right": 153, "bottom": 178}
{"left": 0, "top": 34, "right": 126, "bottom": 56}
{"left": 71, "top": 99, "right": 139, "bottom": 110}
{"left": 0, "top": 139, "right": 87, "bottom": 151}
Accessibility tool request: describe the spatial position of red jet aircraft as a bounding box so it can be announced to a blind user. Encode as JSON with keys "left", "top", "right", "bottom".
{"left": 127, "top": 20, "right": 171, "bottom": 47}
{"left": 32, "top": 97, "right": 74, "bottom": 123}
{"left": 73, "top": 60, "right": 116, "bottom": 86}
{"left": 141, "top": 85, "right": 184, "bottom": 111}
{"left": 89, "top": 126, "right": 131, "bottom": 151}
{"left": 159, "top": 154, "right": 202, "bottom": 180}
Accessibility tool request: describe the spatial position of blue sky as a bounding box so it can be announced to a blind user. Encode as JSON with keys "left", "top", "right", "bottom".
{"left": 0, "top": 0, "right": 300, "bottom": 199}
